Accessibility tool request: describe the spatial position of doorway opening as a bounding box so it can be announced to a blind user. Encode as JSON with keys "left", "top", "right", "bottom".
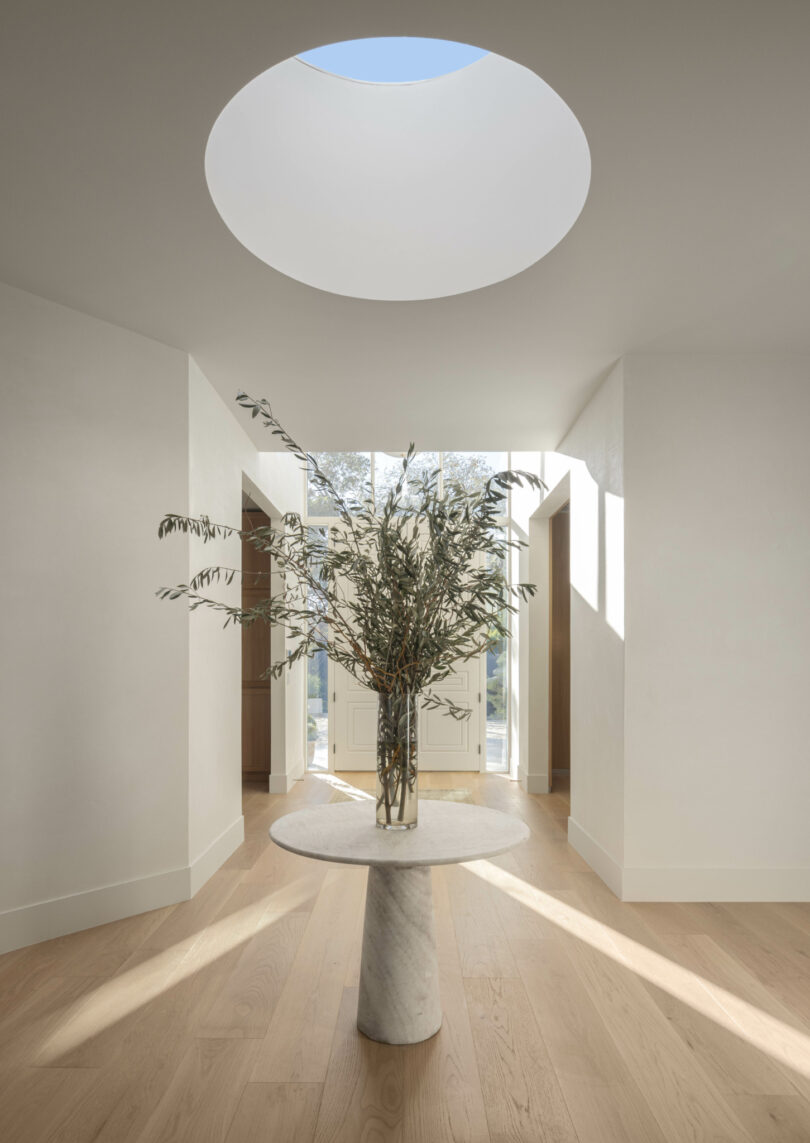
{"left": 303, "top": 450, "right": 514, "bottom": 776}
{"left": 549, "top": 502, "right": 570, "bottom": 791}
{"left": 241, "top": 501, "right": 272, "bottom": 782}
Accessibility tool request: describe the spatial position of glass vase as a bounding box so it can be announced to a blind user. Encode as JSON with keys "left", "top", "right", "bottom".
{"left": 376, "top": 691, "right": 418, "bottom": 829}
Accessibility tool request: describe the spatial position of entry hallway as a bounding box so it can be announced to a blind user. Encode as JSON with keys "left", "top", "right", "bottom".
{"left": 1, "top": 773, "right": 809, "bottom": 1143}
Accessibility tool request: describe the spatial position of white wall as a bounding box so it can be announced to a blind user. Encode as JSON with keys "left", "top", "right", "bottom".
{"left": 0, "top": 284, "right": 305, "bottom": 953}
{"left": 556, "top": 364, "right": 626, "bottom": 889}
{"left": 622, "top": 354, "right": 810, "bottom": 899}
{"left": 187, "top": 362, "right": 304, "bottom": 884}
{"left": 0, "top": 283, "right": 191, "bottom": 950}
{"left": 187, "top": 363, "right": 245, "bottom": 884}
{"left": 541, "top": 354, "right": 810, "bottom": 901}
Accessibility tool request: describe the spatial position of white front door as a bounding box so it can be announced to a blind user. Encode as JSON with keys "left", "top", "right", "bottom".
{"left": 331, "top": 660, "right": 482, "bottom": 771}
{"left": 419, "top": 660, "right": 482, "bottom": 770}
{"left": 330, "top": 663, "right": 378, "bottom": 772}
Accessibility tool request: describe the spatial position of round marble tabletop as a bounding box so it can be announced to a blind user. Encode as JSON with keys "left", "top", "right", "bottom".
{"left": 269, "top": 800, "right": 529, "bottom": 868}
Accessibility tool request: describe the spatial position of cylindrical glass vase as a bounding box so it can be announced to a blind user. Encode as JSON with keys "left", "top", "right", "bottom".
{"left": 376, "top": 691, "right": 418, "bottom": 830}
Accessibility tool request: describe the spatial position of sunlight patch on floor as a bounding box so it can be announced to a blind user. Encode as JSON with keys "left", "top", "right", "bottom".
{"left": 312, "top": 772, "right": 374, "bottom": 801}
{"left": 37, "top": 877, "right": 314, "bottom": 1063}
{"left": 466, "top": 859, "right": 810, "bottom": 1080}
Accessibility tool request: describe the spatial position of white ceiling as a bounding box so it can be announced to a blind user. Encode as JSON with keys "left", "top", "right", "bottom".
{"left": 1, "top": 1, "right": 809, "bottom": 451}
{"left": 205, "top": 53, "right": 590, "bottom": 300}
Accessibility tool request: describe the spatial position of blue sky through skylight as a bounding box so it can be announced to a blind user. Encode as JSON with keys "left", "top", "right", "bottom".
{"left": 297, "top": 37, "right": 488, "bottom": 83}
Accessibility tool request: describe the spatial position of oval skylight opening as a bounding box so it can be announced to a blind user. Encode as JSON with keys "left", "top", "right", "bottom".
{"left": 205, "top": 43, "right": 591, "bottom": 301}
{"left": 297, "top": 37, "right": 489, "bottom": 84}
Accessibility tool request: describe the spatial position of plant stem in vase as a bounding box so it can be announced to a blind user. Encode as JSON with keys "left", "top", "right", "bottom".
{"left": 376, "top": 691, "right": 418, "bottom": 829}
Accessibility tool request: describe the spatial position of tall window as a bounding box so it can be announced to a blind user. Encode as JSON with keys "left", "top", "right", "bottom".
{"left": 306, "top": 526, "right": 330, "bottom": 769}
{"left": 442, "top": 451, "right": 508, "bottom": 500}
{"left": 307, "top": 453, "right": 371, "bottom": 515}
{"left": 305, "top": 452, "right": 514, "bottom": 773}
{"left": 374, "top": 451, "right": 439, "bottom": 509}
{"left": 485, "top": 528, "right": 510, "bottom": 772}
{"left": 306, "top": 451, "right": 509, "bottom": 516}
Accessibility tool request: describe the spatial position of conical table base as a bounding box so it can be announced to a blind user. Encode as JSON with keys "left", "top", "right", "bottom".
{"left": 357, "top": 865, "right": 441, "bottom": 1044}
{"left": 269, "top": 800, "right": 530, "bottom": 1046}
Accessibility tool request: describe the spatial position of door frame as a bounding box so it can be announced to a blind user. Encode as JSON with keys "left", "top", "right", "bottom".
{"left": 241, "top": 473, "right": 304, "bottom": 795}
{"left": 548, "top": 501, "right": 571, "bottom": 791}
{"left": 525, "top": 471, "right": 571, "bottom": 794}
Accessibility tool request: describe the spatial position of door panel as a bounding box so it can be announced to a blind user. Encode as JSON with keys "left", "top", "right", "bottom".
{"left": 242, "top": 690, "right": 272, "bottom": 773}
{"left": 332, "top": 661, "right": 481, "bottom": 771}
{"left": 331, "top": 665, "right": 377, "bottom": 770}
{"left": 418, "top": 664, "right": 480, "bottom": 770}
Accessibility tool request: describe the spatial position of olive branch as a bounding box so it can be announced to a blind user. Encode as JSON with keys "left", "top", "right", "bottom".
{"left": 157, "top": 393, "right": 545, "bottom": 721}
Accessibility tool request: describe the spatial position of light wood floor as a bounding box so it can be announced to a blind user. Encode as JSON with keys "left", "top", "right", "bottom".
{"left": 1, "top": 772, "right": 809, "bottom": 1143}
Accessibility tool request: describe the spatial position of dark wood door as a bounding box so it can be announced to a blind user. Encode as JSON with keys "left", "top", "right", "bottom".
{"left": 549, "top": 504, "right": 570, "bottom": 787}
{"left": 242, "top": 509, "right": 272, "bottom": 778}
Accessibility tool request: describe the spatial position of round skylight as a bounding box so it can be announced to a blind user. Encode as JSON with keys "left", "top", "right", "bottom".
{"left": 298, "top": 37, "right": 489, "bottom": 83}
{"left": 205, "top": 39, "right": 591, "bottom": 300}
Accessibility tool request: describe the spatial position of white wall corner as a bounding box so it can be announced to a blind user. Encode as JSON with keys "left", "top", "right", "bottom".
{"left": 268, "top": 772, "right": 298, "bottom": 794}
{"left": 568, "top": 817, "right": 624, "bottom": 898}
{"left": 188, "top": 815, "right": 245, "bottom": 897}
{"left": 523, "top": 772, "right": 551, "bottom": 795}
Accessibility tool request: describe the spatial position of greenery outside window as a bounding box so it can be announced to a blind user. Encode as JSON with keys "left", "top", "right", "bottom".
{"left": 306, "top": 526, "right": 329, "bottom": 769}
{"left": 305, "top": 452, "right": 514, "bottom": 774}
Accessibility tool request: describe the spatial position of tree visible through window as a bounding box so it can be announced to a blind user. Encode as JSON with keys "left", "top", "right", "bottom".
{"left": 485, "top": 529, "right": 509, "bottom": 772}
{"left": 306, "top": 526, "right": 330, "bottom": 768}
{"left": 307, "top": 452, "right": 371, "bottom": 516}
{"left": 305, "top": 451, "right": 512, "bottom": 772}
{"left": 374, "top": 451, "right": 439, "bottom": 509}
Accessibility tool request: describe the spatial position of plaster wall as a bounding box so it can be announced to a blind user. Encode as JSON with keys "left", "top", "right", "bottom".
{"left": 622, "top": 354, "right": 810, "bottom": 898}
{"left": 0, "top": 284, "right": 306, "bottom": 952}
{"left": 0, "top": 283, "right": 191, "bottom": 950}
{"left": 557, "top": 364, "right": 625, "bottom": 883}
{"left": 187, "top": 363, "right": 304, "bottom": 875}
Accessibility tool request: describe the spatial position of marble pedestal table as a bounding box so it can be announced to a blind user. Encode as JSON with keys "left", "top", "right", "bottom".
{"left": 269, "top": 800, "right": 529, "bottom": 1045}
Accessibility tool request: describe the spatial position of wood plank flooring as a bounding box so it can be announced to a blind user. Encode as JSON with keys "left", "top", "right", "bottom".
{"left": 1, "top": 771, "right": 809, "bottom": 1142}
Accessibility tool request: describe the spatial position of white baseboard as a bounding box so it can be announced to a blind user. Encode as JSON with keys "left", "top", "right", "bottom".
{"left": 269, "top": 756, "right": 306, "bottom": 794}
{"left": 188, "top": 816, "right": 244, "bottom": 897}
{"left": 621, "top": 865, "right": 810, "bottom": 902}
{"left": 567, "top": 817, "right": 810, "bottom": 902}
{"left": 567, "top": 817, "right": 624, "bottom": 898}
{"left": 0, "top": 867, "right": 189, "bottom": 955}
{"left": 522, "top": 772, "right": 550, "bottom": 794}
{"left": 0, "top": 814, "right": 245, "bottom": 955}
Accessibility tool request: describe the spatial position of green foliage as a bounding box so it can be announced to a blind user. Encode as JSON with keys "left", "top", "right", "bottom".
{"left": 442, "top": 452, "right": 506, "bottom": 502}
{"left": 157, "top": 394, "right": 545, "bottom": 722}
{"left": 373, "top": 451, "right": 439, "bottom": 509}
{"left": 307, "top": 654, "right": 324, "bottom": 699}
{"left": 307, "top": 451, "right": 371, "bottom": 515}
{"left": 487, "top": 646, "right": 508, "bottom": 720}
